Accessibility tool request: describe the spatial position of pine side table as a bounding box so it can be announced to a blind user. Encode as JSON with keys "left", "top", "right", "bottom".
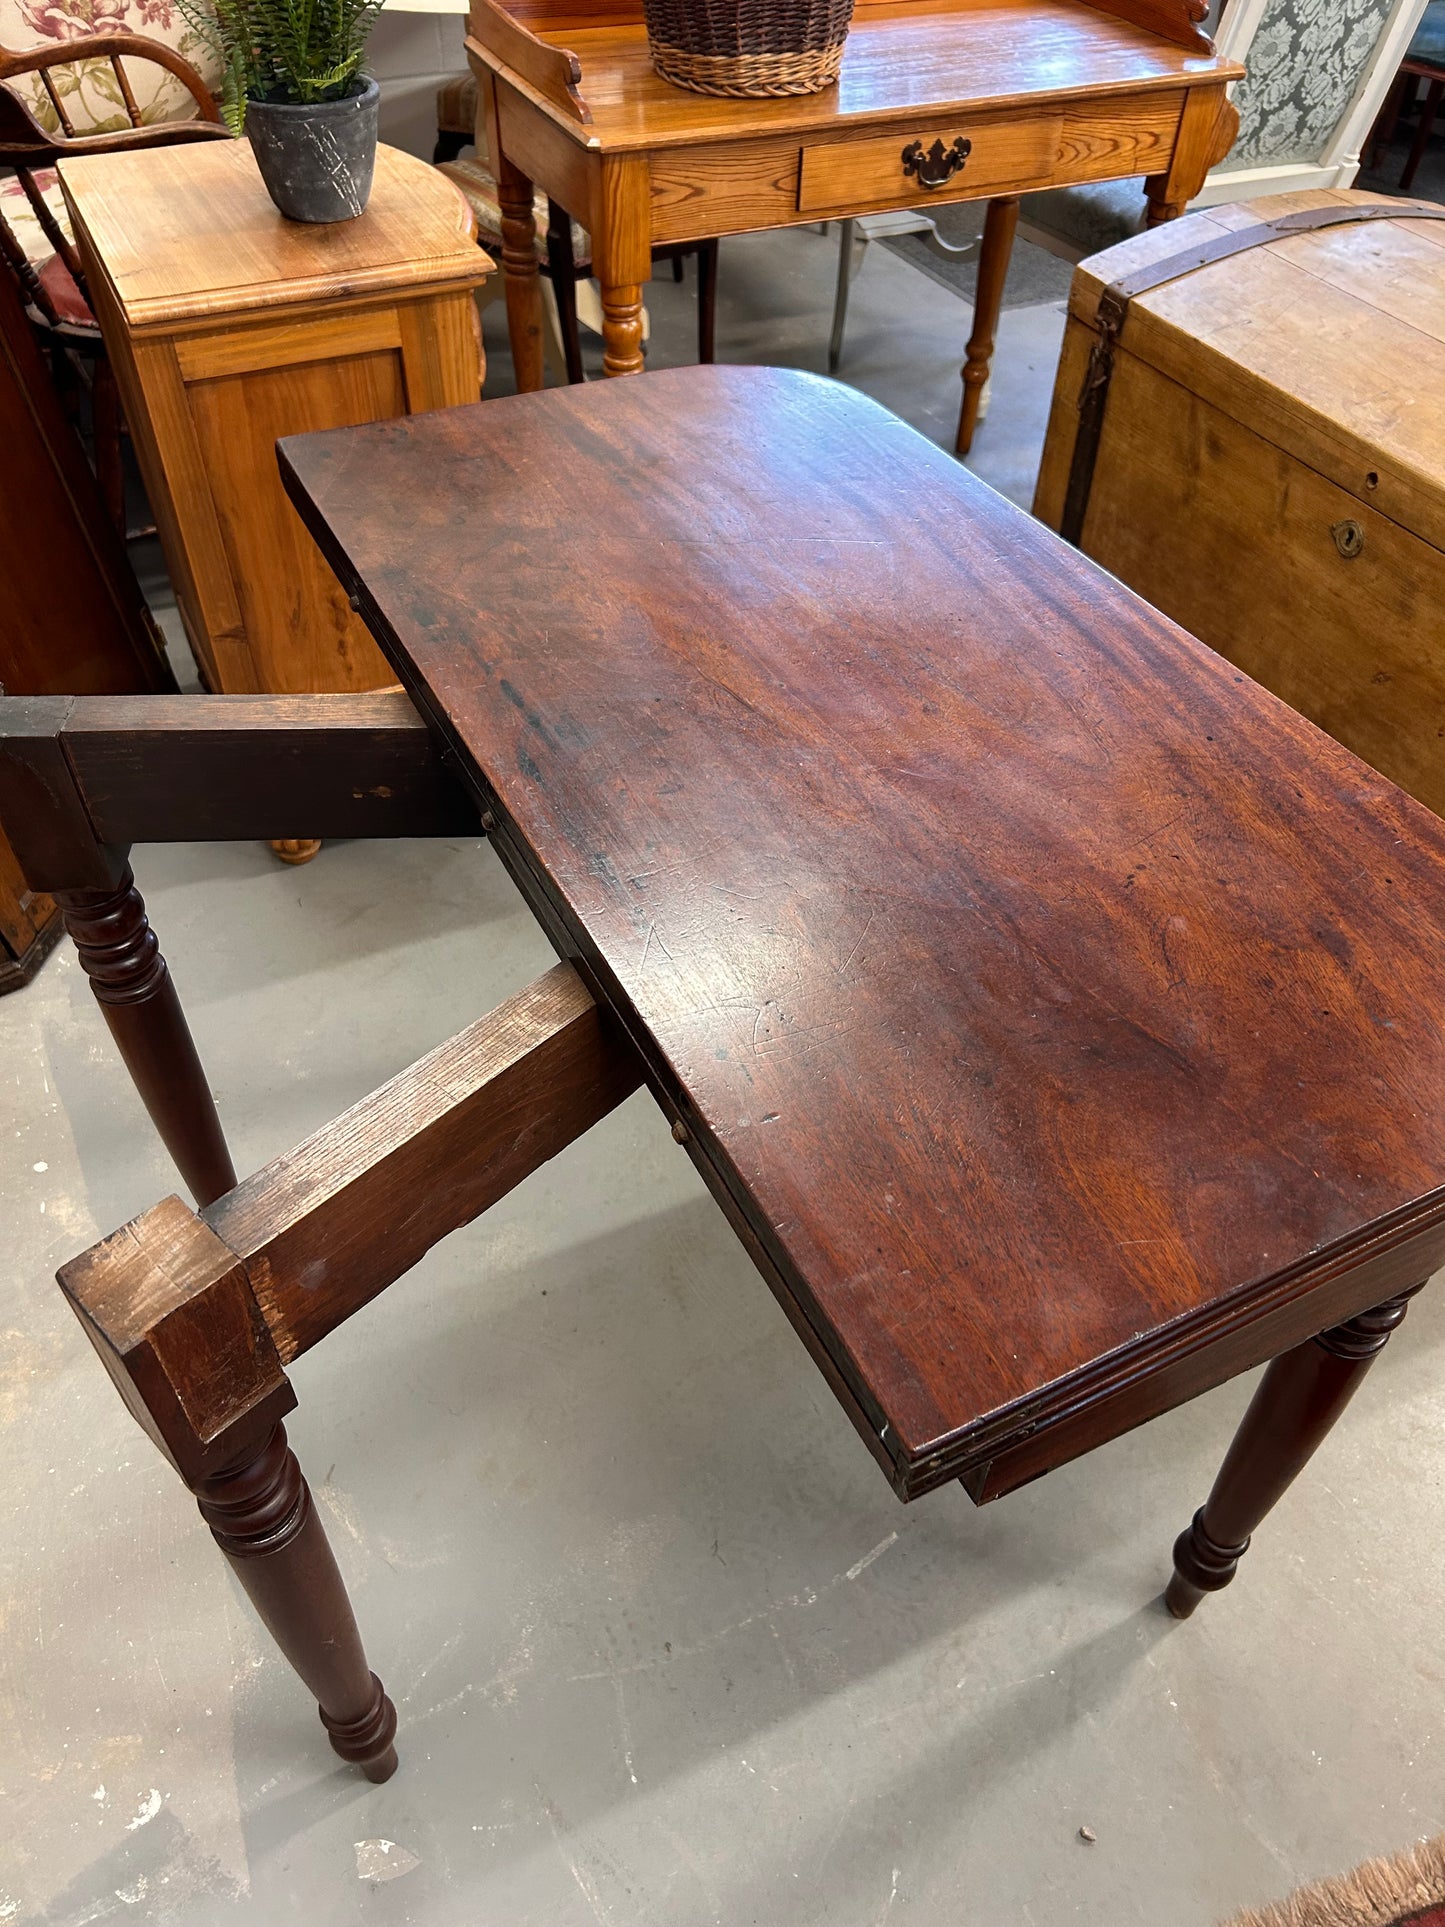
{"left": 59, "top": 140, "right": 490, "bottom": 701}
{"left": 465, "top": 0, "right": 1242, "bottom": 414}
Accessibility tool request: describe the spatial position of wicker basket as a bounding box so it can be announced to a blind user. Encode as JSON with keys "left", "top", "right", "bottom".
{"left": 643, "top": 0, "right": 855, "bottom": 96}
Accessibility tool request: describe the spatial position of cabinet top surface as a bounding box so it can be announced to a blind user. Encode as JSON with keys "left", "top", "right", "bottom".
{"left": 58, "top": 140, "right": 487, "bottom": 332}
{"left": 1071, "top": 189, "right": 1445, "bottom": 519}
{"left": 477, "top": 0, "right": 1238, "bottom": 147}
{"left": 280, "top": 366, "right": 1445, "bottom": 1484}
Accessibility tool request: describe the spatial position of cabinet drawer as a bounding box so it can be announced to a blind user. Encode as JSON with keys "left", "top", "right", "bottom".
{"left": 797, "top": 113, "right": 1062, "bottom": 216}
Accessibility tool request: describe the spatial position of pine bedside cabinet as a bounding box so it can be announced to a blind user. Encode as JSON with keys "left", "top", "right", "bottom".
{"left": 58, "top": 141, "right": 490, "bottom": 707}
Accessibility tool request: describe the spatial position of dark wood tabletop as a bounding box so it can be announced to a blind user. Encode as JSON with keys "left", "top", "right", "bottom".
{"left": 280, "top": 366, "right": 1445, "bottom": 1503}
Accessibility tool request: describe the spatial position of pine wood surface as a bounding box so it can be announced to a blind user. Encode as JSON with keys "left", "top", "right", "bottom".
{"left": 1033, "top": 190, "right": 1445, "bottom": 823}
{"left": 59, "top": 140, "right": 488, "bottom": 696}
{"left": 472, "top": 0, "right": 1235, "bottom": 148}
{"left": 469, "top": 0, "right": 1238, "bottom": 382}
{"left": 1037, "top": 190, "right": 1445, "bottom": 549}
{"left": 280, "top": 365, "right": 1445, "bottom": 1499}
{"left": 57, "top": 140, "right": 485, "bottom": 332}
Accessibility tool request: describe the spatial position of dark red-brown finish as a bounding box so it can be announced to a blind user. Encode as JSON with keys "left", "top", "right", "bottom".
{"left": 279, "top": 365, "right": 1445, "bottom": 1502}
{"left": 195, "top": 1423, "right": 398, "bottom": 1781}
{"left": 57, "top": 865, "right": 237, "bottom": 1205}
{"left": 1164, "top": 1285, "right": 1422, "bottom": 1617}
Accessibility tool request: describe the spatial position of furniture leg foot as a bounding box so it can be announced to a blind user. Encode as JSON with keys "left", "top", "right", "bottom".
{"left": 600, "top": 280, "right": 646, "bottom": 376}
{"left": 195, "top": 1423, "right": 398, "bottom": 1781}
{"left": 56, "top": 863, "right": 237, "bottom": 1206}
{"left": 956, "top": 196, "right": 1018, "bottom": 455}
{"left": 1164, "top": 1286, "right": 1423, "bottom": 1617}
{"left": 270, "top": 837, "right": 322, "bottom": 865}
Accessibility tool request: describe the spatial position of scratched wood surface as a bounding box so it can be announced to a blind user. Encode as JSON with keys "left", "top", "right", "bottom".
{"left": 281, "top": 367, "right": 1445, "bottom": 1497}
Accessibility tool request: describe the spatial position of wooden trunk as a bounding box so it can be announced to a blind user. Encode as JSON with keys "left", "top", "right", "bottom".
{"left": 1034, "top": 189, "right": 1445, "bottom": 821}
{"left": 57, "top": 141, "right": 491, "bottom": 697}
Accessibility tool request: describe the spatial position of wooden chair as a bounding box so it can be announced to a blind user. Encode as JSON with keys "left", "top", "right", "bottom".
{"left": 435, "top": 71, "right": 719, "bottom": 381}
{"left": 0, "top": 33, "right": 228, "bottom": 531}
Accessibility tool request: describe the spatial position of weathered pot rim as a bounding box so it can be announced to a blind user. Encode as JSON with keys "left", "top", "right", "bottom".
{"left": 245, "top": 74, "right": 379, "bottom": 117}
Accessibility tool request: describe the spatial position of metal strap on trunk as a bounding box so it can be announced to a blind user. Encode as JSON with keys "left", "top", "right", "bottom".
{"left": 1059, "top": 200, "right": 1445, "bottom": 547}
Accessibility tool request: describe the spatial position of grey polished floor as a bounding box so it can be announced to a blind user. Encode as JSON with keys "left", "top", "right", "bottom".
{"left": 4, "top": 223, "right": 1443, "bottom": 1927}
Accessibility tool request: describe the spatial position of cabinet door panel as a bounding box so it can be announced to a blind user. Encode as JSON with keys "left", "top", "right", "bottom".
{"left": 186, "top": 348, "right": 406, "bottom": 693}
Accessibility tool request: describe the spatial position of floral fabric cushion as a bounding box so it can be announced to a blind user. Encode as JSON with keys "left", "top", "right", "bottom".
{"left": 0, "top": 163, "right": 72, "bottom": 261}
{"left": 0, "top": 0, "right": 222, "bottom": 135}
{"left": 0, "top": 168, "right": 94, "bottom": 322}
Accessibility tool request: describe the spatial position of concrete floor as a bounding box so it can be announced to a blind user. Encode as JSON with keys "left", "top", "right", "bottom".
{"left": 4, "top": 225, "right": 1445, "bottom": 1927}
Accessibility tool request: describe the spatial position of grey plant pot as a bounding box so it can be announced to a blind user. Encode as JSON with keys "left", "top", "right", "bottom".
{"left": 246, "top": 76, "right": 380, "bottom": 224}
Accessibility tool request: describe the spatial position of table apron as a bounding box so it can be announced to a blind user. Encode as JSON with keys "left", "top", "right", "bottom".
{"left": 949, "top": 1215, "right": 1445, "bottom": 1506}
{"left": 627, "top": 88, "right": 1188, "bottom": 247}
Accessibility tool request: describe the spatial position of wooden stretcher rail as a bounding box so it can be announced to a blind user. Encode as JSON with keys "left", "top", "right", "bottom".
{"left": 206, "top": 962, "right": 643, "bottom": 1360}
{"left": 58, "top": 961, "right": 642, "bottom": 1455}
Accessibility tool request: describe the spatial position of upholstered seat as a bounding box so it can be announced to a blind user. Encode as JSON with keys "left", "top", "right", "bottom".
{"left": 0, "top": 166, "right": 93, "bottom": 328}
{"left": 436, "top": 154, "right": 591, "bottom": 267}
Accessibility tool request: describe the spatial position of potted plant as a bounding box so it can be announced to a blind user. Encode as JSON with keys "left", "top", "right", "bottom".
{"left": 178, "top": 0, "right": 386, "bottom": 222}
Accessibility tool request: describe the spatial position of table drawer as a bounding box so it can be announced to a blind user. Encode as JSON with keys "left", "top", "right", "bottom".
{"left": 797, "top": 113, "right": 1062, "bottom": 216}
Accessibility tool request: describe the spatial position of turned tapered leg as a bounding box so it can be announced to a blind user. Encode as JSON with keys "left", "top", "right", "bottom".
{"left": 498, "top": 153, "right": 545, "bottom": 395}
{"left": 1165, "top": 1287, "right": 1423, "bottom": 1618}
{"left": 56, "top": 865, "right": 236, "bottom": 1207}
{"left": 196, "top": 1424, "right": 398, "bottom": 1781}
{"left": 595, "top": 156, "right": 650, "bottom": 379}
{"left": 955, "top": 195, "right": 1019, "bottom": 456}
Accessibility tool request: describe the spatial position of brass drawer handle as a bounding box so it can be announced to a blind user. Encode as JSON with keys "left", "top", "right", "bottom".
{"left": 1331, "top": 519, "right": 1365, "bottom": 559}
{"left": 902, "top": 136, "right": 972, "bottom": 190}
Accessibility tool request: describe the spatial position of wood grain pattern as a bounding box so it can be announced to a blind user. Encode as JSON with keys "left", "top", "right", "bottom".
{"left": 796, "top": 113, "right": 1061, "bottom": 213}
{"left": 1034, "top": 191, "right": 1445, "bottom": 824}
{"left": 1144, "top": 82, "right": 1235, "bottom": 223}
{"left": 468, "top": 0, "right": 591, "bottom": 121}
{"left": 61, "top": 141, "right": 488, "bottom": 699}
{"left": 472, "top": 0, "right": 1236, "bottom": 383}
{"left": 45, "top": 691, "right": 479, "bottom": 844}
{"left": 187, "top": 345, "right": 405, "bottom": 691}
{"left": 1081, "top": 0, "right": 1212, "bottom": 56}
{"left": 280, "top": 366, "right": 1445, "bottom": 1498}
{"left": 1039, "top": 191, "right": 1445, "bottom": 533}
{"left": 642, "top": 91, "right": 1183, "bottom": 243}
{"left": 58, "top": 140, "right": 483, "bottom": 331}
{"left": 58, "top": 1193, "right": 295, "bottom": 1481}
{"left": 206, "top": 963, "right": 641, "bottom": 1360}
{"left": 494, "top": 0, "right": 1233, "bottom": 150}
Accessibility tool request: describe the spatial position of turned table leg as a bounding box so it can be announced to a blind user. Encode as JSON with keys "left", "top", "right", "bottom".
{"left": 196, "top": 1423, "right": 398, "bottom": 1780}
{"left": 595, "top": 156, "right": 651, "bottom": 378}
{"left": 1165, "top": 1286, "right": 1424, "bottom": 1618}
{"left": 955, "top": 195, "right": 1019, "bottom": 457}
{"left": 498, "top": 151, "right": 546, "bottom": 395}
{"left": 55, "top": 864, "right": 236, "bottom": 1207}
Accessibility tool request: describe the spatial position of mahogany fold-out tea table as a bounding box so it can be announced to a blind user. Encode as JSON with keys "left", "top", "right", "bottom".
{"left": 9, "top": 367, "right": 1445, "bottom": 1784}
